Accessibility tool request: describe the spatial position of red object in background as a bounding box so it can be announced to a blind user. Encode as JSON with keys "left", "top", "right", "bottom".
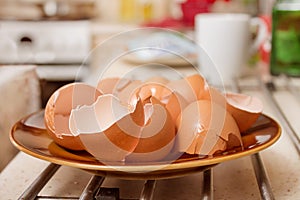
{"left": 180, "top": 0, "right": 216, "bottom": 27}
{"left": 143, "top": 0, "right": 232, "bottom": 29}
{"left": 259, "top": 15, "right": 272, "bottom": 64}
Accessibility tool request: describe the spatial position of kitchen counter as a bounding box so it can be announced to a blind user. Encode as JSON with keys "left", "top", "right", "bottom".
{"left": 1, "top": 42, "right": 300, "bottom": 199}
{"left": 0, "top": 66, "right": 41, "bottom": 171}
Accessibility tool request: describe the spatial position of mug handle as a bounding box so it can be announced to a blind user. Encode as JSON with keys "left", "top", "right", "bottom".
{"left": 249, "top": 17, "right": 268, "bottom": 55}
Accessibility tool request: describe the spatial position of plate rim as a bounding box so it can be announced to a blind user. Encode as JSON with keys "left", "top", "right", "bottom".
{"left": 10, "top": 111, "right": 281, "bottom": 173}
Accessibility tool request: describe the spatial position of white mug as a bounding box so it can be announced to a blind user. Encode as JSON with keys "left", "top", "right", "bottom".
{"left": 195, "top": 13, "right": 267, "bottom": 85}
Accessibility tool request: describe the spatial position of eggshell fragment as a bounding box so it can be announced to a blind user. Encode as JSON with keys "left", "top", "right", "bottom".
{"left": 138, "top": 82, "right": 168, "bottom": 102}
{"left": 164, "top": 76, "right": 198, "bottom": 104}
{"left": 44, "top": 83, "right": 102, "bottom": 150}
{"left": 140, "top": 77, "right": 170, "bottom": 101}
{"left": 69, "top": 94, "right": 144, "bottom": 162}
{"left": 226, "top": 92, "right": 263, "bottom": 133}
{"left": 176, "top": 100, "right": 242, "bottom": 155}
{"left": 164, "top": 92, "right": 189, "bottom": 126}
{"left": 138, "top": 81, "right": 189, "bottom": 128}
{"left": 200, "top": 86, "right": 227, "bottom": 108}
{"left": 161, "top": 73, "right": 214, "bottom": 107}
{"left": 185, "top": 74, "right": 209, "bottom": 100}
{"left": 126, "top": 97, "right": 176, "bottom": 162}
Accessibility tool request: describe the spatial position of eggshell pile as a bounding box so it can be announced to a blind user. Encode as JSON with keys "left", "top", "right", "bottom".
{"left": 44, "top": 73, "right": 263, "bottom": 163}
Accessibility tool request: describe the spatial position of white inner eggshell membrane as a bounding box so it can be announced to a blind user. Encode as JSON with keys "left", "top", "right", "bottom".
{"left": 225, "top": 92, "right": 263, "bottom": 132}
{"left": 69, "top": 94, "right": 140, "bottom": 136}
{"left": 226, "top": 92, "right": 263, "bottom": 113}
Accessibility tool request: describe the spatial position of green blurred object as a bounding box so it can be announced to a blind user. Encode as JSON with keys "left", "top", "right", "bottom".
{"left": 271, "top": 0, "right": 300, "bottom": 76}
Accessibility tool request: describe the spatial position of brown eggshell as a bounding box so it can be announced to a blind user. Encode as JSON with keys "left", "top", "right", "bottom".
{"left": 138, "top": 82, "right": 168, "bottom": 102}
{"left": 141, "top": 77, "right": 170, "bottom": 101}
{"left": 162, "top": 74, "right": 209, "bottom": 104}
{"left": 44, "top": 83, "right": 102, "bottom": 150}
{"left": 164, "top": 92, "right": 189, "bottom": 126}
{"left": 185, "top": 74, "right": 209, "bottom": 100}
{"left": 164, "top": 76, "right": 198, "bottom": 104}
{"left": 226, "top": 92, "right": 263, "bottom": 133}
{"left": 115, "top": 80, "right": 142, "bottom": 106}
{"left": 126, "top": 97, "right": 176, "bottom": 162}
{"left": 176, "top": 100, "right": 242, "bottom": 155}
{"left": 69, "top": 95, "right": 145, "bottom": 162}
{"left": 200, "top": 86, "right": 227, "bottom": 108}
{"left": 137, "top": 82, "right": 189, "bottom": 128}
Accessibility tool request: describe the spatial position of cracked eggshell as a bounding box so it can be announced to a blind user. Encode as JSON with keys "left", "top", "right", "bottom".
{"left": 115, "top": 80, "right": 143, "bottom": 106}
{"left": 138, "top": 82, "right": 167, "bottom": 102}
{"left": 137, "top": 81, "right": 189, "bottom": 127}
{"left": 69, "top": 94, "right": 145, "bottom": 162}
{"left": 226, "top": 92, "right": 263, "bottom": 133}
{"left": 97, "top": 77, "right": 142, "bottom": 107}
{"left": 126, "top": 97, "right": 176, "bottom": 162}
{"left": 163, "top": 75, "right": 197, "bottom": 104}
{"left": 44, "top": 83, "right": 102, "bottom": 150}
{"left": 175, "top": 100, "right": 242, "bottom": 156}
{"left": 185, "top": 74, "right": 209, "bottom": 100}
{"left": 141, "top": 76, "right": 170, "bottom": 100}
{"left": 138, "top": 76, "right": 179, "bottom": 104}
{"left": 141, "top": 74, "right": 208, "bottom": 127}
{"left": 163, "top": 74, "right": 208, "bottom": 104}
{"left": 200, "top": 86, "right": 227, "bottom": 108}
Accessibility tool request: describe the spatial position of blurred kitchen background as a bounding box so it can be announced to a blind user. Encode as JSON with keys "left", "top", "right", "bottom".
{"left": 0, "top": 0, "right": 276, "bottom": 171}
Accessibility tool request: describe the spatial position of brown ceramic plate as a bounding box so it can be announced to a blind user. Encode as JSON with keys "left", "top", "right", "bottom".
{"left": 10, "top": 110, "right": 281, "bottom": 180}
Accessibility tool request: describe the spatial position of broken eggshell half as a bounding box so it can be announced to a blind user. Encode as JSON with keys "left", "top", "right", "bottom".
{"left": 44, "top": 83, "right": 102, "bottom": 150}
{"left": 225, "top": 92, "right": 263, "bottom": 133}
{"left": 175, "top": 100, "right": 243, "bottom": 156}
{"left": 126, "top": 97, "right": 176, "bottom": 162}
{"left": 196, "top": 85, "right": 264, "bottom": 133}
{"left": 69, "top": 94, "right": 145, "bottom": 162}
